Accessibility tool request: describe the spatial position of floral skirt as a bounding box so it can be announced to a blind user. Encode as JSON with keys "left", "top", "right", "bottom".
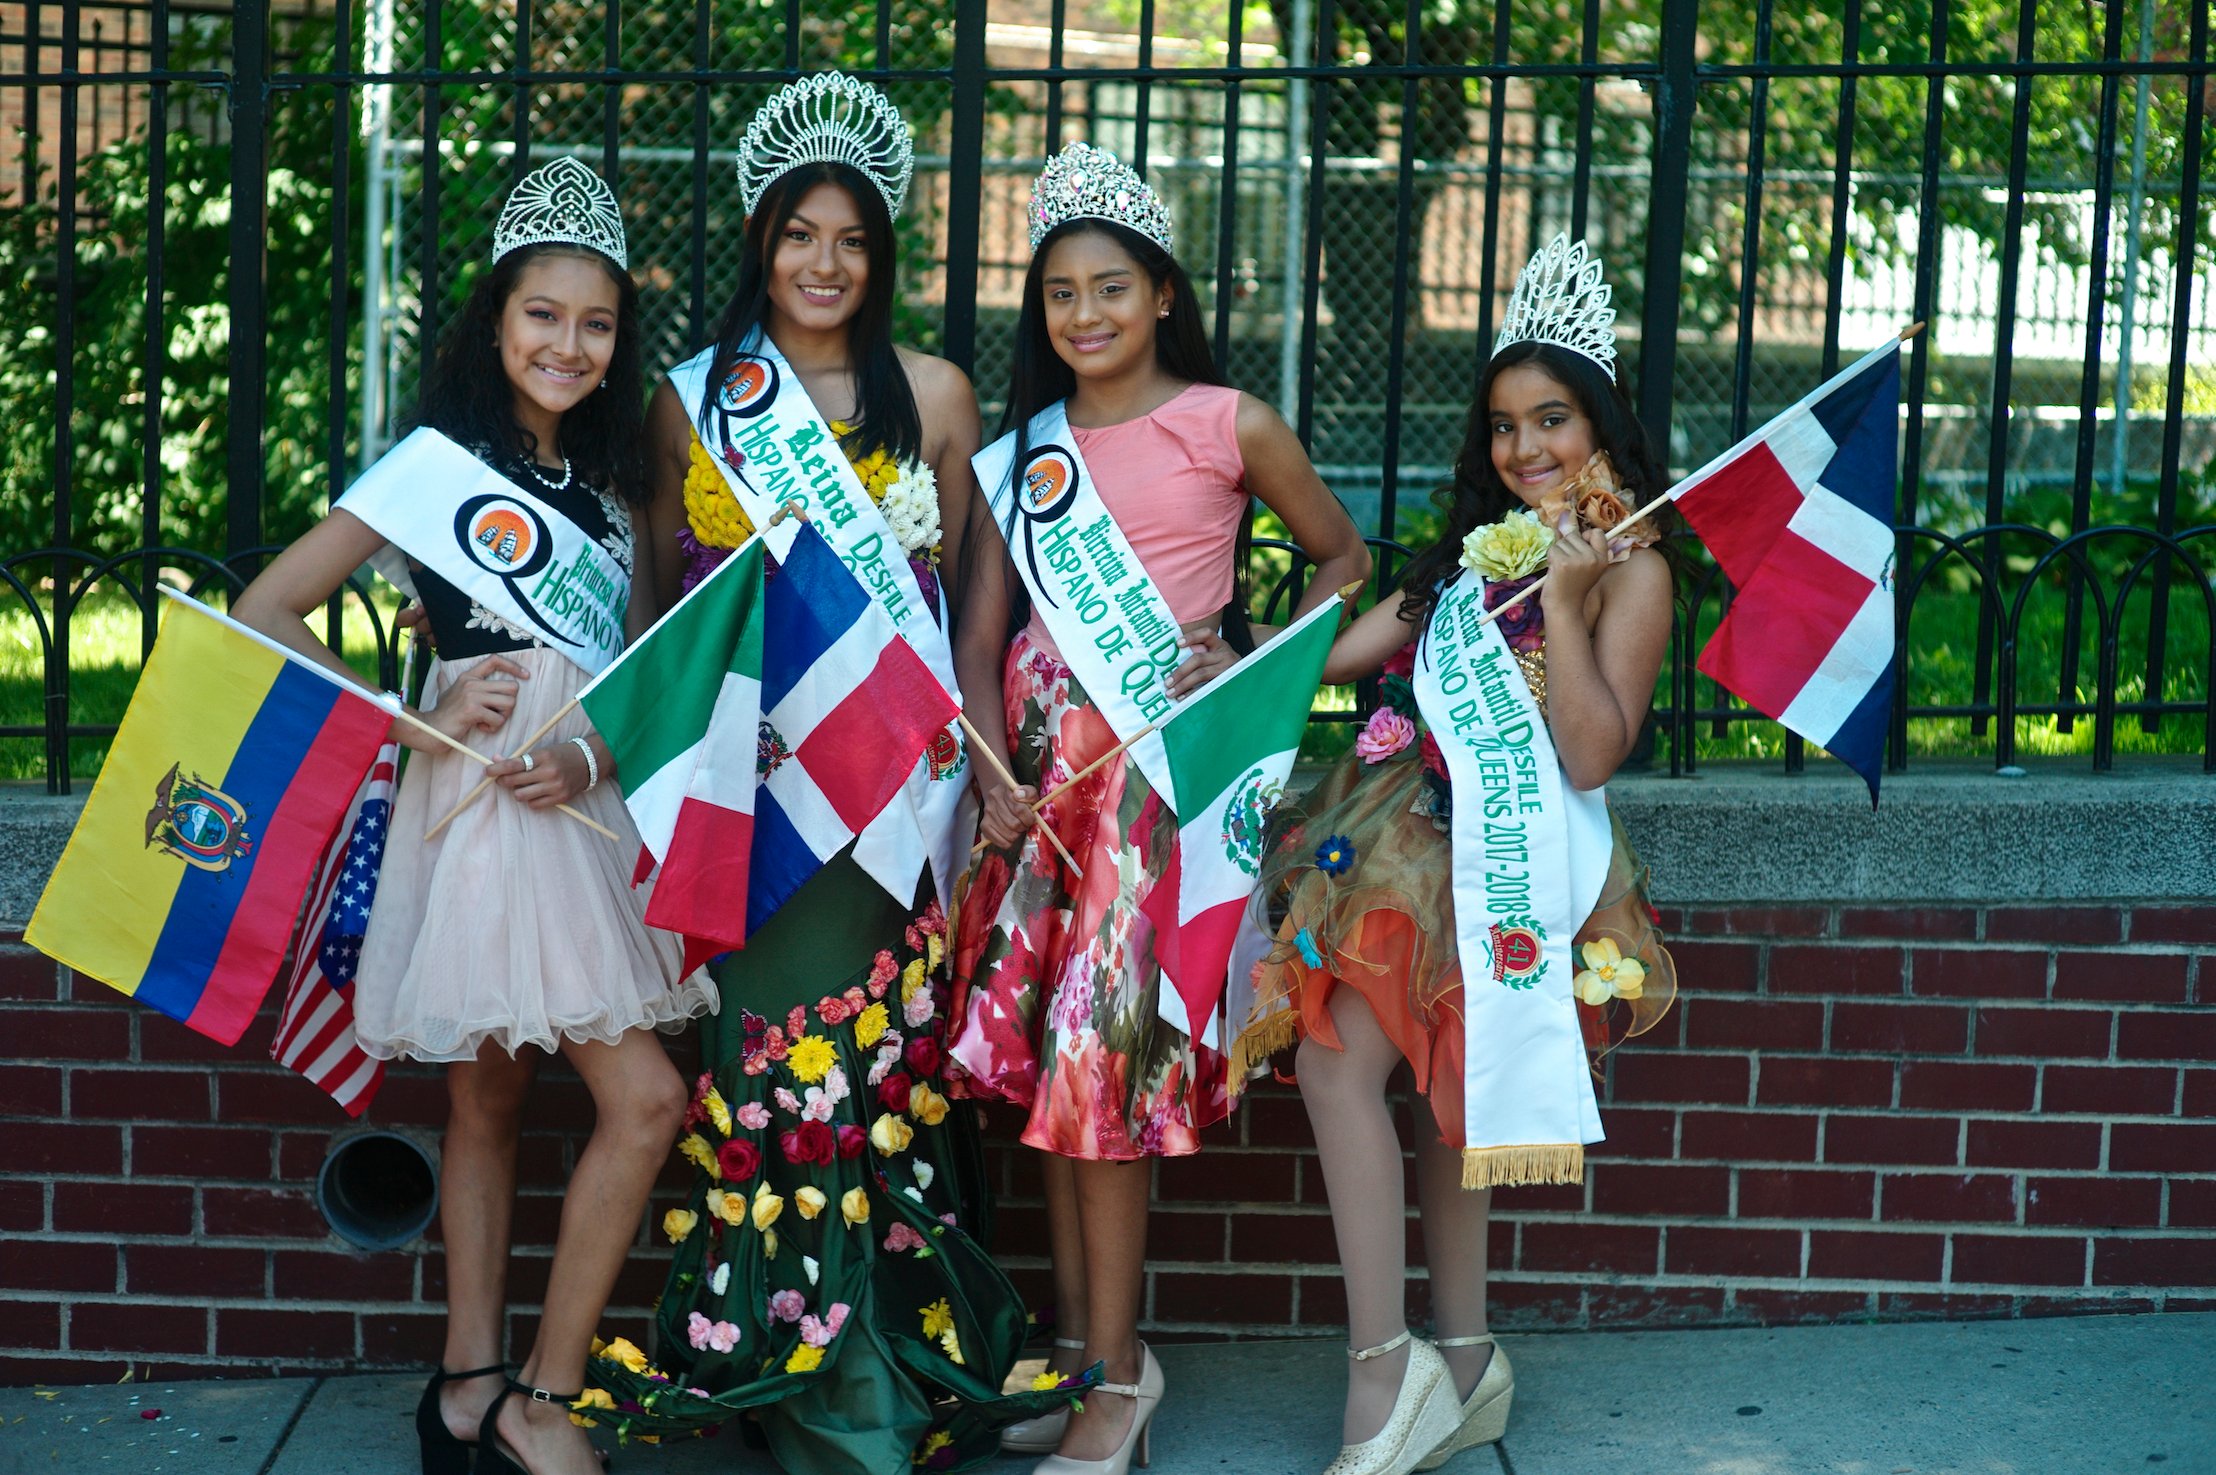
{"left": 945, "top": 630, "right": 1229, "bottom": 1160}
{"left": 588, "top": 854, "right": 1080, "bottom": 1474}
{"left": 1230, "top": 747, "right": 1676, "bottom": 1154}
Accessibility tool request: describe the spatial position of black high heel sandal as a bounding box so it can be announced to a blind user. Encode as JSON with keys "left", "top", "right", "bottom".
{"left": 413, "top": 1363, "right": 504, "bottom": 1475}
{"left": 477, "top": 1377, "right": 587, "bottom": 1475}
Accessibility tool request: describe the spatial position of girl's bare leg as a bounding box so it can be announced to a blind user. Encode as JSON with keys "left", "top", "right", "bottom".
{"left": 436, "top": 1044, "right": 537, "bottom": 1440}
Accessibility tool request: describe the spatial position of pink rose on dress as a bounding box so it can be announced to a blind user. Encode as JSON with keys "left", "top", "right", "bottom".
{"left": 767, "top": 1290, "right": 805, "bottom": 1323}
{"left": 1355, "top": 708, "right": 1416, "bottom": 764}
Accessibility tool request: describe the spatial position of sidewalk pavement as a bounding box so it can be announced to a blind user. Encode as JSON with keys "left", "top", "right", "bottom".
{"left": 3, "top": 1312, "right": 2209, "bottom": 1474}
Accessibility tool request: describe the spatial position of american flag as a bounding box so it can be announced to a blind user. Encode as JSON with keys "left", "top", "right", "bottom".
{"left": 270, "top": 744, "right": 396, "bottom": 1115}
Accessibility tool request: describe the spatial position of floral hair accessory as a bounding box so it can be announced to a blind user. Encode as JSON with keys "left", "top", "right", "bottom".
{"left": 1461, "top": 508, "right": 1551, "bottom": 582}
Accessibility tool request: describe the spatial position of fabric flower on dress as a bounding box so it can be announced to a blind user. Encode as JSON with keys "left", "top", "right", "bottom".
{"left": 706, "top": 1320, "right": 740, "bottom": 1354}
{"left": 867, "top": 949, "right": 898, "bottom": 996}
{"left": 706, "top": 1188, "right": 745, "bottom": 1227}
{"left": 677, "top": 1133, "right": 720, "bottom": 1179}
{"left": 1356, "top": 707, "right": 1417, "bottom": 763}
{"left": 840, "top": 1187, "right": 872, "bottom": 1226}
{"left": 882, "top": 462, "right": 942, "bottom": 557}
{"left": 802, "top": 1255, "right": 821, "bottom": 1286}
{"left": 784, "top": 1344, "right": 824, "bottom": 1374}
{"left": 799, "top": 1304, "right": 850, "bottom": 1348}
{"left": 913, "top": 1161, "right": 935, "bottom": 1191}
{"left": 878, "top": 1073, "right": 915, "bottom": 1114}
{"left": 902, "top": 990, "right": 936, "bottom": 1029}
{"left": 1573, "top": 936, "right": 1647, "bottom": 1005}
{"left": 735, "top": 1101, "right": 772, "bottom": 1131}
{"left": 794, "top": 1186, "right": 828, "bottom": 1221}
{"left": 1315, "top": 835, "right": 1356, "bottom": 876}
{"left": 1461, "top": 507, "right": 1551, "bottom": 581}
{"left": 835, "top": 1123, "right": 868, "bottom": 1159}
{"left": 686, "top": 1312, "right": 739, "bottom": 1353}
{"left": 600, "top": 1338, "right": 650, "bottom": 1374}
{"left": 854, "top": 1001, "right": 891, "bottom": 1049}
{"left": 904, "top": 1036, "right": 941, "bottom": 1076}
{"left": 773, "top": 1086, "right": 804, "bottom": 1115}
{"left": 908, "top": 1084, "right": 951, "bottom": 1126}
{"left": 662, "top": 1209, "right": 699, "bottom": 1244}
{"left": 717, "top": 1138, "right": 761, "bottom": 1183}
{"left": 919, "top": 1298, "right": 955, "bottom": 1339}
{"left": 870, "top": 1114, "right": 915, "bottom": 1155}
{"left": 701, "top": 1087, "right": 733, "bottom": 1137}
{"left": 884, "top": 1222, "right": 927, "bottom": 1253}
{"left": 710, "top": 1261, "right": 731, "bottom": 1295}
{"left": 751, "top": 1182, "right": 785, "bottom": 1231}
{"left": 787, "top": 1034, "right": 838, "bottom": 1084}
{"left": 768, "top": 1289, "right": 805, "bottom": 1323}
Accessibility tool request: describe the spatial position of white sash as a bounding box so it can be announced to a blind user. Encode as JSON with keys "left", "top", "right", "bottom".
{"left": 667, "top": 338, "right": 968, "bottom": 911}
{"left": 336, "top": 428, "right": 628, "bottom": 676}
{"left": 973, "top": 402, "right": 1185, "bottom": 804}
{"left": 1413, "top": 569, "right": 1613, "bottom": 1186}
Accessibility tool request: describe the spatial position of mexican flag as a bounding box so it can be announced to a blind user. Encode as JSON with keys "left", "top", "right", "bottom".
{"left": 577, "top": 538, "right": 767, "bottom": 971}
{"left": 1140, "top": 592, "right": 1345, "bottom": 1040}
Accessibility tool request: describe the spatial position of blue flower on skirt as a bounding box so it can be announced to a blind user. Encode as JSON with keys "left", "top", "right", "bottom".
{"left": 1314, "top": 834, "right": 1356, "bottom": 876}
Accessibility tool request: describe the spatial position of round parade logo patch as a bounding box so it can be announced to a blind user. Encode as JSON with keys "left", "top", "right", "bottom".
{"left": 717, "top": 356, "right": 779, "bottom": 417}
{"left": 1485, "top": 918, "right": 1547, "bottom": 990}
{"left": 456, "top": 494, "right": 554, "bottom": 579}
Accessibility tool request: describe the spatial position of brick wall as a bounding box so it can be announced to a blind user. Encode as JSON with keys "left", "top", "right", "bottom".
{"left": 3, "top": 902, "right": 2213, "bottom": 1381}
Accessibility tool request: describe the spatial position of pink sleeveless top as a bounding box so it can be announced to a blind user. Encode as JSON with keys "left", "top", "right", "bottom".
{"left": 1022, "top": 382, "right": 1248, "bottom": 660}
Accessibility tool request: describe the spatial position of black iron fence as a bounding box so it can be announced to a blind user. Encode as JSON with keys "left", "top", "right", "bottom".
{"left": 4, "top": 0, "right": 2214, "bottom": 792}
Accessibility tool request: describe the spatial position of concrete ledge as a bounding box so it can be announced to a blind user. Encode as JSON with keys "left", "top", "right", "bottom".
{"left": 1605, "top": 759, "right": 2216, "bottom": 904}
{"left": 5, "top": 758, "right": 2214, "bottom": 929}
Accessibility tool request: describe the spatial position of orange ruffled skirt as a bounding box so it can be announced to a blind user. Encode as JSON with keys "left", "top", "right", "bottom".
{"left": 1229, "top": 745, "right": 1675, "bottom": 1162}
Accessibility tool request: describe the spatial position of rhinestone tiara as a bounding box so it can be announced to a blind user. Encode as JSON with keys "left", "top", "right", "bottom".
{"left": 1493, "top": 232, "right": 1618, "bottom": 381}
{"left": 737, "top": 72, "right": 915, "bottom": 219}
{"left": 1027, "top": 141, "right": 1174, "bottom": 254}
{"left": 492, "top": 156, "right": 628, "bottom": 270}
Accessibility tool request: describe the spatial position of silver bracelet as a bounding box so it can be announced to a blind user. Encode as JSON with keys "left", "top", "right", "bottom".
{"left": 569, "top": 735, "right": 600, "bottom": 791}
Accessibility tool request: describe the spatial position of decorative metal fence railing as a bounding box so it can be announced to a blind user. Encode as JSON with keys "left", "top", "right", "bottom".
{"left": 3, "top": 0, "right": 2213, "bottom": 793}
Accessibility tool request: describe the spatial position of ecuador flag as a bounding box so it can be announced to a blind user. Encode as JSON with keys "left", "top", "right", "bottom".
{"left": 27, "top": 590, "right": 395, "bottom": 1045}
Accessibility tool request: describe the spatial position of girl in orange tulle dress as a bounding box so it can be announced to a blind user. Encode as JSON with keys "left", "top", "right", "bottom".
{"left": 1228, "top": 237, "right": 1678, "bottom": 1475}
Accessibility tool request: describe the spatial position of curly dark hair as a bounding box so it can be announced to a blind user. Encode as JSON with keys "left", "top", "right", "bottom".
{"left": 1396, "top": 340, "right": 1676, "bottom": 626}
{"left": 695, "top": 161, "right": 921, "bottom": 467}
{"left": 411, "top": 242, "right": 648, "bottom": 505}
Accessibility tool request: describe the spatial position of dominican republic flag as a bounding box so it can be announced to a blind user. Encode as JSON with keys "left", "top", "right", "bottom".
{"left": 1138, "top": 593, "right": 1344, "bottom": 1042}
{"left": 1670, "top": 337, "right": 1903, "bottom": 803}
{"left": 270, "top": 744, "right": 397, "bottom": 1116}
{"left": 750, "top": 521, "right": 960, "bottom": 934}
{"left": 578, "top": 538, "right": 767, "bottom": 973}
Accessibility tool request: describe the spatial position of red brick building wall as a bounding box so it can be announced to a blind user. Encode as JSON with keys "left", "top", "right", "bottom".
{"left": 2, "top": 902, "right": 2212, "bottom": 1381}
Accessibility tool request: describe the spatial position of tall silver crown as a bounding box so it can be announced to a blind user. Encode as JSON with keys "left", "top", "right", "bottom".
{"left": 737, "top": 72, "right": 915, "bottom": 218}
{"left": 1027, "top": 142, "right": 1174, "bottom": 254}
{"left": 1493, "top": 233, "right": 1618, "bottom": 381}
{"left": 492, "top": 157, "right": 628, "bottom": 270}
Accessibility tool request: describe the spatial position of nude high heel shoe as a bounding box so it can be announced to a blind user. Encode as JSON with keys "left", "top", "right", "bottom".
{"left": 1002, "top": 1336, "right": 1089, "bottom": 1453}
{"left": 1320, "top": 1331, "right": 1463, "bottom": 1475}
{"left": 1414, "top": 1334, "right": 1513, "bottom": 1470}
{"left": 1032, "top": 1341, "right": 1164, "bottom": 1475}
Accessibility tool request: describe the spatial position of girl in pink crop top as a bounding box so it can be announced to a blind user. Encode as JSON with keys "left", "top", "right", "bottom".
{"left": 945, "top": 142, "right": 1370, "bottom": 1474}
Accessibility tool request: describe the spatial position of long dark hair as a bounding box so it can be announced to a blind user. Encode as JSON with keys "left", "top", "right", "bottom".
{"left": 695, "top": 162, "right": 920, "bottom": 466}
{"left": 987, "top": 218, "right": 1249, "bottom": 643}
{"left": 1396, "top": 340, "right": 1674, "bottom": 625}
{"left": 414, "top": 242, "right": 648, "bottom": 505}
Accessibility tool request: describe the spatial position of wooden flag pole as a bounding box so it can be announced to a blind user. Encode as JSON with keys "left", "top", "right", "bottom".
{"left": 956, "top": 712, "right": 1082, "bottom": 875}
{"left": 386, "top": 701, "right": 617, "bottom": 842}
{"left": 421, "top": 696, "right": 582, "bottom": 842}
{"left": 1473, "top": 323, "right": 1922, "bottom": 632}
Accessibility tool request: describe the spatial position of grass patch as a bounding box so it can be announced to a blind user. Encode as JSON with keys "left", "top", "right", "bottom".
{"left": 1, "top": 588, "right": 404, "bottom": 782}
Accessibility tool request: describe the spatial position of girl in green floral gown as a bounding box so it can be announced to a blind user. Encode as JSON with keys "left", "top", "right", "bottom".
{"left": 581, "top": 75, "right": 1082, "bottom": 1474}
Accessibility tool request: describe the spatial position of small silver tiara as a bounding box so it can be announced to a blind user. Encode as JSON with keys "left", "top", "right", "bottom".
{"left": 1027, "top": 141, "right": 1174, "bottom": 254}
{"left": 1493, "top": 232, "right": 1618, "bottom": 381}
{"left": 737, "top": 72, "right": 915, "bottom": 219}
{"left": 492, "top": 157, "right": 628, "bottom": 270}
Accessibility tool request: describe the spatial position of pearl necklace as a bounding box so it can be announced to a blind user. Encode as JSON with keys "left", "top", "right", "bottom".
{"left": 523, "top": 454, "right": 573, "bottom": 493}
